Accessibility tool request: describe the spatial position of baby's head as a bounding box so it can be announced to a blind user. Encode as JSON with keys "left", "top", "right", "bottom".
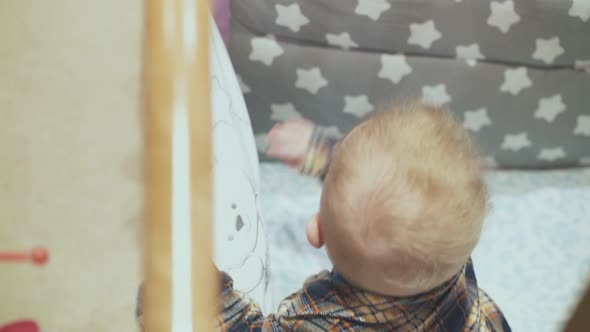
{"left": 306, "top": 101, "right": 488, "bottom": 296}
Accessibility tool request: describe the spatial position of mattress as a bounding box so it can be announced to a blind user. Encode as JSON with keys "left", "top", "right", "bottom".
{"left": 260, "top": 162, "right": 590, "bottom": 332}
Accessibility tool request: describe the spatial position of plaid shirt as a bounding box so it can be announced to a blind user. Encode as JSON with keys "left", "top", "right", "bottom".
{"left": 216, "top": 259, "right": 510, "bottom": 332}
{"left": 136, "top": 260, "right": 510, "bottom": 331}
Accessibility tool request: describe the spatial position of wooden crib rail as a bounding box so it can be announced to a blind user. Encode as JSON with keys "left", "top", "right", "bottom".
{"left": 143, "top": 0, "right": 215, "bottom": 331}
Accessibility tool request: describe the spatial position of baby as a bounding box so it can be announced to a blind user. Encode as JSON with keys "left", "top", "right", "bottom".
{"left": 136, "top": 101, "right": 510, "bottom": 331}
{"left": 215, "top": 101, "right": 510, "bottom": 331}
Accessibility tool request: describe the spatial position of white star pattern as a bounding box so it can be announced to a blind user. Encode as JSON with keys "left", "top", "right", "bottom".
{"left": 487, "top": 0, "right": 520, "bottom": 34}
{"left": 534, "top": 95, "right": 566, "bottom": 123}
{"left": 456, "top": 44, "right": 484, "bottom": 67}
{"left": 295, "top": 67, "right": 328, "bottom": 94}
{"left": 537, "top": 147, "right": 566, "bottom": 161}
{"left": 275, "top": 4, "right": 310, "bottom": 32}
{"left": 408, "top": 20, "right": 442, "bottom": 49}
{"left": 378, "top": 54, "right": 412, "bottom": 84}
{"left": 574, "top": 115, "right": 590, "bottom": 136}
{"left": 500, "top": 67, "right": 532, "bottom": 95}
{"left": 236, "top": 75, "right": 251, "bottom": 94}
{"left": 463, "top": 108, "right": 492, "bottom": 132}
{"left": 254, "top": 133, "right": 269, "bottom": 152}
{"left": 270, "top": 103, "right": 302, "bottom": 122}
{"left": 422, "top": 84, "right": 452, "bottom": 106}
{"left": 343, "top": 95, "right": 374, "bottom": 118}
{"left": 326, "top": 32, "right": 359, "bottom": 49}
{"left": 532, "top": 37, "right": 565, "bottom": 64}
{"left": 575, "top": 59, "right": 590, "bottom": 74}
{"left": 502, "top": 133, "right": 531, "bottom": 151}
{"left": 354, "top": 0, "right": 391, "bottom": 20}
{"left": 249, "top": 36, "right": 284, "bottom": 66}
{"left": 569, "top": 0, "right": 590, "bottom": 22}
{"left": 456, "top": 43, "right": 484, "bottom": 61}
{"left": 320, "top": 126, "right": 344, "bottom": 138}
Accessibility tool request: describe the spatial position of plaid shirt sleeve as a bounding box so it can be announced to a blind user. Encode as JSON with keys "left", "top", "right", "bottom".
{"left": 216, "top": 271, "right": 347, "bottom": 331}
{"left": 136, "top": 272, "right": 283, "bottom": 332}
{"left": 216, "top": 271, "right": 274, "bottom": 331}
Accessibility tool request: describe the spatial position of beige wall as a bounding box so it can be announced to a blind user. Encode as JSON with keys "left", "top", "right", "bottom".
{"left": 0, "top": 1, "right": 143, "bottom": 331}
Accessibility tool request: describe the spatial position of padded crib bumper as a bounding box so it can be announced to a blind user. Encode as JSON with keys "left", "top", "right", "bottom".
{"left": 228, "top": 0, "right": 590, "bottom": 169}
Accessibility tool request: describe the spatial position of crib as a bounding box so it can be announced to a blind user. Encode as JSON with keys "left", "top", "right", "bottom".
{"left": 1, "top": 0, "right": 589, "bottom": 331}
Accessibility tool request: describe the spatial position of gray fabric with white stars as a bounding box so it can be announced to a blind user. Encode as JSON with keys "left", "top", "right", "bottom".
{"left": 228, "top": 0, "right": 590, "bottom": 168}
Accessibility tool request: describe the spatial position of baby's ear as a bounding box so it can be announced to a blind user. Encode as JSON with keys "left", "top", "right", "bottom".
{"left": 306, "top": 213, "right": 324, "bottom": 249}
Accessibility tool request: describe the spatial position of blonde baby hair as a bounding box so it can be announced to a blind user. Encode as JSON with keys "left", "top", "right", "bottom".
{"left": 320, "top": 101, "right": 488, "bottom": 296}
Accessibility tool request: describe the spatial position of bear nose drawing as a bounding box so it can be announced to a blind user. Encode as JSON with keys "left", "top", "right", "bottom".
{"left": 236, "top": 215, "right": 244, "bottom": 231}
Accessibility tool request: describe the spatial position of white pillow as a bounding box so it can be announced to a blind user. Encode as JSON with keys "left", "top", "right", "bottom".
{"left": 210, "top": 18, "right": 269, "bottom": 310}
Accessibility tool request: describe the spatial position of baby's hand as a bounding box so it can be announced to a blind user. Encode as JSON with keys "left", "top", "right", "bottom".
{"left": 266, "top": 118, "right": 316, "bottom": 167}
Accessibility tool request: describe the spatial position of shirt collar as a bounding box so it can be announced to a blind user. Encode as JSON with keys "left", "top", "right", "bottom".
{"left": 292, "top": 262, "right": 474, "bottom": 326}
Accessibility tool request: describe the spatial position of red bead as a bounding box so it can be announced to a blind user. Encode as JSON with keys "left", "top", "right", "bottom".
{"left": 31, "top": 247, "right": 48, "bottom": 266}
{"left": 0, "top": 320, "right": 40, "bottom": 332}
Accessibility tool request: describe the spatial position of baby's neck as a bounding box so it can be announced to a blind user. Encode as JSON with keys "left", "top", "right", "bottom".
{"left": 330, "top": 267, "right": 458, "bottom": 297}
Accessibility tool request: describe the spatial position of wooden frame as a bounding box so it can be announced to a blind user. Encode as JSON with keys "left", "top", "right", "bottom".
{"left": 143, "top": 0, "right": 215, "bottom": 331}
